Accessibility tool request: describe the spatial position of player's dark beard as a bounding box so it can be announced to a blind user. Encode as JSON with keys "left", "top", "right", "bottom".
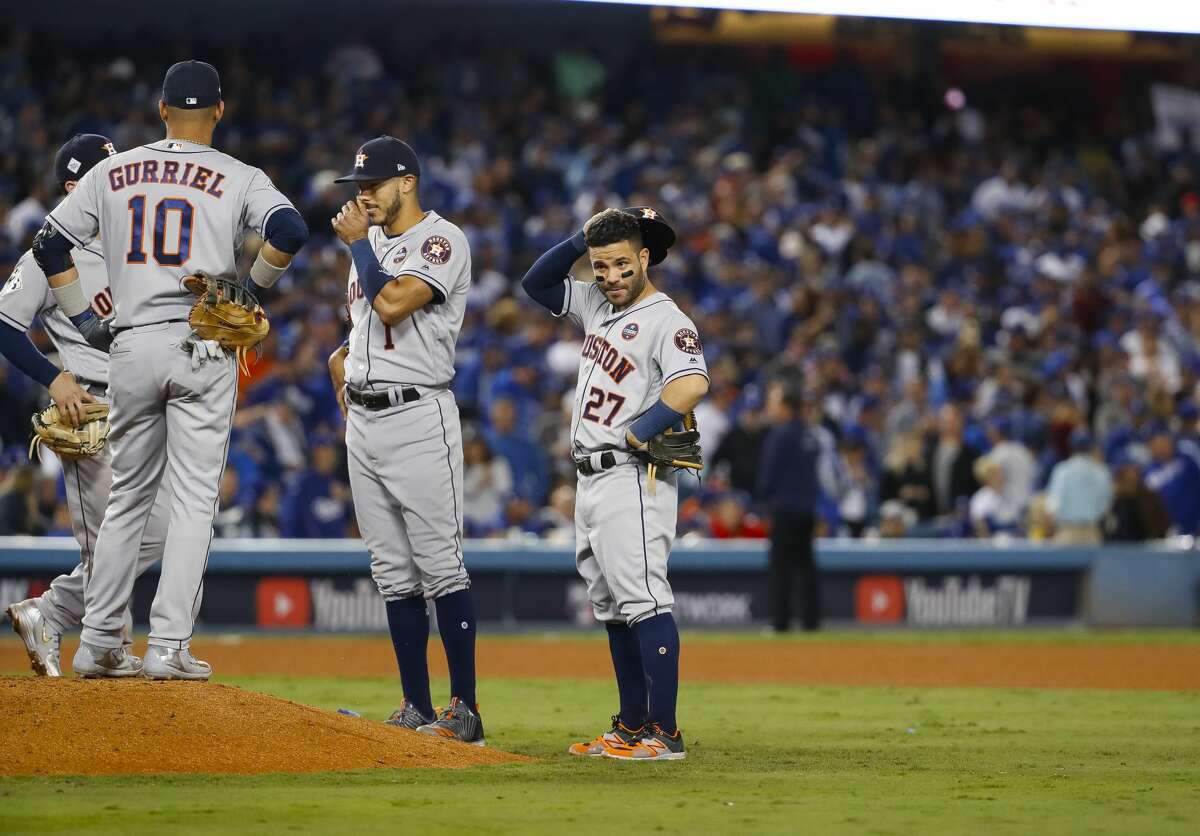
{"left": 609, "top": 265, "right": 646, "bottom": 311}
{"left": 381, "top": 191, "right": 404, "bottom": 226}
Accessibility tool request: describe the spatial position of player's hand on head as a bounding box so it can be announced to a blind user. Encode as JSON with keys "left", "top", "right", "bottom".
{"left": 331, "top": 199, "right": 369, "bottom": 245}
{"left": 48, "top": 371, "right": 95, "bottom": 428}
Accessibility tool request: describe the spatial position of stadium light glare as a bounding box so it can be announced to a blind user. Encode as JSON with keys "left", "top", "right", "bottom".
{"left": 571, "top": 0, "right": 1200, "bottom": 35}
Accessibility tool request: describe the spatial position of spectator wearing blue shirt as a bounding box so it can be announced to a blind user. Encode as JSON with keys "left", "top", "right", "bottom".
{"left": 484, "top": 396, "right": 549, "bottom": 504}
{"left": 1045, "top": 429, "right": 1113, "bottom": 544}
{"left": 280, "top": 437, "right": 353, "bottom": 538}
{"left": 1143, "top": 427, "right": 1200, "bottom": 535}
{"left": 757, "top": 380, "right": 821, "bottom": 632}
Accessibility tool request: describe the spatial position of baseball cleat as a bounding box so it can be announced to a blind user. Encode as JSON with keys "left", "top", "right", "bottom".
{"left": 143, "top": 646, "right": 212, "bottom": 681}
{"left": 6, "top": 599, "right": 62, "bottom": 677}
{"left": 416, "top": 697, "right": 485, "bottom": 746}
{"left": 384, "top": 700, "right": 436, "bottom": 730}
{"left": 603, "top": 724, "right": 686, "bottom": 761}
{"left": 568, "top": 715, "right": 645, "bottom": 757}
{"left": 73, "top": 641, "right": 144, "bottom": 678}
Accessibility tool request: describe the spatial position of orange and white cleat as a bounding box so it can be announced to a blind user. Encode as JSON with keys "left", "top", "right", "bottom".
{"left": 603, "top": 723, "right": 686, "bottom": 761}
{"left": 568, "top": 716, "right": 645, "bottom": 757}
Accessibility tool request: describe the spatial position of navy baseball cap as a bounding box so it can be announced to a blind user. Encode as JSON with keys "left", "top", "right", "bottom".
{"left": 53, "top": 134, "right": 116, "bottom": 185}
{"left": 334, "top": 136, "right": 421, "bottom": 183}
{"left": 622, "top": 206, "right": 676, "bottom": 265}
{"left": 162, "top": 60, "right": 222, "bottom": 109}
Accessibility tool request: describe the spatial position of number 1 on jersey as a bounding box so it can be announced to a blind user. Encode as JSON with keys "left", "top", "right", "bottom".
{"left": 126, "top": 195, "right": 194, "bottom": 266}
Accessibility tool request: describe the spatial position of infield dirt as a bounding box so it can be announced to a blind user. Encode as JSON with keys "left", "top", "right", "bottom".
{"left": 6, "top": 635, "right": 1192, "bottom": 689}
{"left": 0, "top": 677, "right": 526, "bottom": 776}
{"left": 4, "top": 635, "right": 1200, "bottom": 690}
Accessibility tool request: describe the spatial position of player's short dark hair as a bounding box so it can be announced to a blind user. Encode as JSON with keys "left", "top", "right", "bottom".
{"left": 584, "top": 209, "right": 643, "bottom": 252}
{"left": 164, "top": 103, "right": 219, "bottom": 122}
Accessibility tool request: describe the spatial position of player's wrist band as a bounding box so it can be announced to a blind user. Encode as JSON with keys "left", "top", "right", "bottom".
{"left": 248, "top": 249, "right": 288, "bottom": 289}
{"left": 51, "top": 276, "right": 91, "bottom": 318}
{"left": 629, "top": 399, "right": 685, "bottom": 445}
{"left": 570, "top": 230, "right": 587, "bottom": 254}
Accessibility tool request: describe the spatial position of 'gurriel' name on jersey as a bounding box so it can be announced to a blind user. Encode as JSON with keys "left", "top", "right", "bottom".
{"left": 107, "top": 161, "right": 227, "bottom": 197}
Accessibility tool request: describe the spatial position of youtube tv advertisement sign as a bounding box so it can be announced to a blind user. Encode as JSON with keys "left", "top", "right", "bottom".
{"left": 851, "top": 574, "right": 1067, "bottom": 627}
{"left": 200, "top": 567, "right": 1084, "bottom": 629}
{"left": 0, "top": 540, "right": 1087, "bottom": 630}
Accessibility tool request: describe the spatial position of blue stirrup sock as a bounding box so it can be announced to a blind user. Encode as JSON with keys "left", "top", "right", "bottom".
{"left": 384, "top": 596, "right": 434, "bottom": 718}
{"left": 434, "top": 589, "right": 478, "bottom": 708}
{"left": 633, "top": 612, "right": 680, "bottom": 734}
{"left": 606, "top": 622, "right": 648, "bottom": 729}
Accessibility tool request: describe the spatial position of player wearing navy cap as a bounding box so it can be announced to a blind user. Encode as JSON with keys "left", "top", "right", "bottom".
{"left": 2, "top": 135, "right": 177, "bottom": 676}
{"left": 30, "top": 60, "right": 309, "bottom": 679}
{"left": 329, "top": 136, "right": 483, "bottom": 744}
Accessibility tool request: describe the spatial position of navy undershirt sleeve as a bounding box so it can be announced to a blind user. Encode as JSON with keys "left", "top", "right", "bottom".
{"left": 349, "top": 239, "right": 392, "bottom": 306}
{"left": 263, "top": 208, "right": 308, "bottom": 254}
{"left": 0, "top": 321, "right": 61, "bottom": 388}
{"left": 521, "top": 231, "right": 586, "bottom": 313}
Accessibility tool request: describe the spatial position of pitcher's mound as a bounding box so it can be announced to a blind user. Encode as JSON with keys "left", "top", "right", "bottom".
{"left": 0, "top": 677, "right": 527, "bottom": 775}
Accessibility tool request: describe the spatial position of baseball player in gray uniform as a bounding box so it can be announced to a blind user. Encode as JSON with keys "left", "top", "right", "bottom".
{"left": 327, "top": 136, "right": 482, "bottom": 745}
{"left": 2, "top": 134, "right": 175, "bottom": 677}
{"left": 31, "top": 61, "right": 308, "bottom": 679}
{"left": 522, "top": 207, "right": 709, "bottom": 761}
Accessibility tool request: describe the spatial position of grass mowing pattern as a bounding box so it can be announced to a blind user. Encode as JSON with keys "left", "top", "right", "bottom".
{"left": 2, "top": 673, "right": 1198, "bottom": 835}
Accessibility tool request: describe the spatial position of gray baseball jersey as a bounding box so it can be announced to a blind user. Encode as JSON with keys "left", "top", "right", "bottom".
{"left": 343, "top": 211, "right": 471, "bottom": 602}
{"left": 345, "top": 211, "right": 471, "bottom": 390}
{"left": 557, "top": 281, "right": 709, "bottom": 457}
{"left": 0, "top": 245, "right": 113, "bottom": 386}
{"left": 554, "top": 279, "right": 708, "bottom": 625}
{"left": 38, "top": 136, "right": 284, "bottom": 653}
{"left": 0, "top": 242, "right": 175, "bottom": 647}
{"left": 47, "top": 138, "right": 294, "bottom": 327}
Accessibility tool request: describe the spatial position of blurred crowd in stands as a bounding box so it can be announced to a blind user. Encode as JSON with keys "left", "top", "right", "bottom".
{"left": 0, "top": 29, "right": 1198, "bottom": 543}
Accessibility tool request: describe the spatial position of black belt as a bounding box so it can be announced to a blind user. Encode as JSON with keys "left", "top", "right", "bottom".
{"left": 346, "top": 386, "right": 420, "bottom": 411}
{"left": 576, "top": 451, "right": 618, "bottom": 476}
{"left": 112, "top": 318, "right": 188, "bottom": 336}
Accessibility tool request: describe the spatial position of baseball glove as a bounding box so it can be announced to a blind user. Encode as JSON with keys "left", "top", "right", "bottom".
{"left": 632, "top": 411, "right": 702, "bottom": 492}
{"left": 29, "top": 403, "right": 111, "bottom": 461}
{"left": 183, "top": 272, "right": 269, "bottom": 373}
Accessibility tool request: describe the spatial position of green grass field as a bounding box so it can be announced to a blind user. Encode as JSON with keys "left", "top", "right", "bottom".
{"left": 3, "top": 638, "right": 1200, "bottom": 836}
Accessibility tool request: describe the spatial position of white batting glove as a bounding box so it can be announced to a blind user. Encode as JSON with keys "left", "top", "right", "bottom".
{"left": 182, "top": 336, "right": 226, "bottom": 371}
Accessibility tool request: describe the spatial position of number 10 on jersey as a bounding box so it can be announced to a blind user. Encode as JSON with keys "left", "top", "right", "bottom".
{"left": 126, "top": 195, "right": 194, "bottom": 266}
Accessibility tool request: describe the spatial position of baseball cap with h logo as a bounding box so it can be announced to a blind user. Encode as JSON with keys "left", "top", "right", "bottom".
{"left": 334, "top": 136, "right": 422, "bottom": 183}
